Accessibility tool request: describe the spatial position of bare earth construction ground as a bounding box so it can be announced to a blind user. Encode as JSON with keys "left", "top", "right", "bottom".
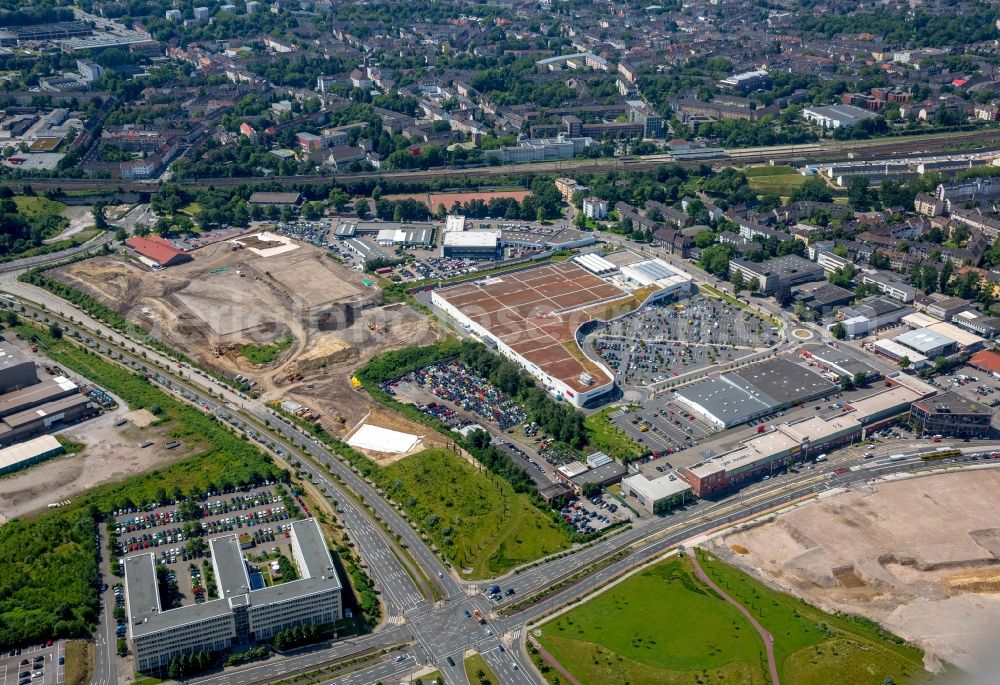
{"left": 52, "top": 237, "right": 438, "bottom": 432}
{"left": 709, "top": 469, "right": 1000, "bottom": 675}
{"left": 0, "top": 410, "right": 203, "bottom": 521}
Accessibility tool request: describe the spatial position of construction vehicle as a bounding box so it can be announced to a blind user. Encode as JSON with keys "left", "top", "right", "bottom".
{"left": 350, "top": 376, "right": 363, "bottom": 390}
{"left": 472, "top": 609, "right": 485, "bottom": 624}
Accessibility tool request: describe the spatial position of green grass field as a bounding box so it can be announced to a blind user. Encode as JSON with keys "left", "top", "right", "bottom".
{"left": 584, "top": 406, "right": 643, "bottom": 461}
{"left": 465, "top": 653, "right": 500, "bottom": 685}
{"left": 383, "top": 449, "right": 572, "bottom": 579}
{"left": 14, "top": 195, "right": 66, "bottom": 218}
{"left": 241, "top": 335, "right": 295, "bottom": 365}
{"left": 536, "top": 552, "right": 934, "bottom": 685}
{"left": 744, "top": 165, "right": 807, "bottom": 197}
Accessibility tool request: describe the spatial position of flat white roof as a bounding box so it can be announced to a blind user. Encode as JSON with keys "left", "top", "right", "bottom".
{"left": 347, "top": 423, "right": 420, "bottom": 453}
{"left": 926, "top": 321, "right": 985, "bottom": 349}
{"left": 847, "top": 386, "right": 920, "bottom": 417}
{"left": 901, "top": 312, "right": 939, "bottom": 328}
{"left": 443, "top": 230, "right": 499, "bottom": 247}
{"left": 444, "top": 215, "right": 466, "bottom": 232}
{"left": 623, "top": 472, "right": 691, "bottom": 500}
{"left": 873, "top": 338, "right": 928, "bottom": 363}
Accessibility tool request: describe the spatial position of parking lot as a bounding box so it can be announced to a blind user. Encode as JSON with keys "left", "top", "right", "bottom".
{"left": 558, "top": 492, "right": 629, "bottom": 535}
{"left": 589, "top": 294, "right": 777, "bottom": 387}
{"left": 386, "top": 360, "right": 527, "bottom": 430}
{"left": 935, "top": 364, "right": 1000, "bottom": 408}
{"left": 610, "top": 399, "right": 718, "bottom": 455}
{"left": 0, "top": 641, "right": 64, "bottom": 685}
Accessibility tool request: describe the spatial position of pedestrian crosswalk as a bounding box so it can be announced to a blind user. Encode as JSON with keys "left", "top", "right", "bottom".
{"left": 505, "top": 627, "right": 522, "bottom": 641}
{"left": 386, "top": 614, "right": 405, "bottom": 626}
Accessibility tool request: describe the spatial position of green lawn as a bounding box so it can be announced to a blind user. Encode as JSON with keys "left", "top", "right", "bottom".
{"left": 241, "top": 335, "right": 295, "bottom": 365}
{"left": 584, "top": 406, "right": 643, "bottom": 461}
{"left": 383, "top": 449, "right": 572, "bottom": 579}
{"left": 14, "top": 195, "right": 66, "bottom": 218}
{"left": 744, "top": 165, "right": 807, "bottom": 197}
{"left": 416, "top": 670, "right": 442, "bottom": 685}
{"left": 465, "top": 653, "right": 500, "bottom": 685}
{"left": 697, "top": 552, "right": 932, "bottom": 685}
{"left": 536, "top": 552, "right": 935, "bottom": 685}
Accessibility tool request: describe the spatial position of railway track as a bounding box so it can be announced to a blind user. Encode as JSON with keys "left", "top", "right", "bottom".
{"left": 2, "top": 128, "right": 997, "bottom": 193}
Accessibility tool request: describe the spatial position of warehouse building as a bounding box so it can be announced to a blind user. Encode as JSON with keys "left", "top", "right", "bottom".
{"left": 442, "top": 230, "right": 500, "bottom": 259}
{"left": 872, "top": 338, "right": 929, "bottom": 368}
{"left": 799, "top": 346, "right": 880, "bottom": 383}
{"left": 375, "top": 226, "right": 434, "bottom": 247}
{"left": 910, "top": 392, "right": 993, "bottom": 439}
{"left": 0, "top": 434, "right": 64, "bottom": 476}
{"left": 620, "top": 472, "right": 692, "bottom": 513}
{"left": 126, "top": 236, "right": 192, "bottom": 269}
{"left": 673, "top": 358, "right": 838, "bottom": 429}
{"left": 895, "top": 328, "right": 957, "bottom": 359}
{"left": 570, "top": 460, "right": 627, "bottom": 493}
{"left": 0, "top": 392, "right": 94, "bottom": 444}
{"left": 0, "top": 343, "right": 36, "bottom": 393}
{"left": 247, "top": 192, "right": 301, "bottom": 206}
{"left": 126, "top": 518, "right": 342, "bottom": 673}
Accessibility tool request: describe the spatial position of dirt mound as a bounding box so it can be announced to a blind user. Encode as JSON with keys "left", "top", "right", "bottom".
{"left": 294, "top": 334, "right": 356, "bottom": 371}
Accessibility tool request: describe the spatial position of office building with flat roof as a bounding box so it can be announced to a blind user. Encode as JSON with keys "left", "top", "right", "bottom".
{"left": 910, "top": 392, "right": 993, "bottom": 439}
{"left": 125, "top": 518, "right": 341, "bottom": 673}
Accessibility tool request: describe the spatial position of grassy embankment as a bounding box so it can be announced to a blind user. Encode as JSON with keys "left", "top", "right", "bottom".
{"left": 536, "top": 551, "right": 933, "bottom": 685}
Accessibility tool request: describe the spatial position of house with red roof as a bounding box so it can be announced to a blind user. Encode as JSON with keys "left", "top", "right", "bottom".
{"left": 125, "top": 235, "right": 192, "bottom": 268}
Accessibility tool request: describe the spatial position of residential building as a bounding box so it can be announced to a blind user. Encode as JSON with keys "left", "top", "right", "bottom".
{"left": 582, "top": 197, "right": 608, "bottom": 220}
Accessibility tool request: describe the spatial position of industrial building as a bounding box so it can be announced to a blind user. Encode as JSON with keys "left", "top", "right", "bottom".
{"left": 673, "top": 358, "right": 838, "bottom": 429}
{"left": 0, "top": 343, "right": 37, "bottom": 392}
{"left": 374, "top": 226, "right": 434, "bottom": 247}
{"left": 0, "top": 343, "right": 93, "bottom": 444}
{"left": 620, "top": 472, "right": 692, "bottom": 513}
{"left": 679, "top": 378, "right": 934, "bottom": 497}
{"left": 126, "top": 236, "right": 192, "bottom": 269}
{"left": 910, "top": 392, "right": 993, "bottom": 439}
{"left": 441, "top": 231, "right": 500, "bottom": 259}
{"left": 125, "top": 518, "right": 342, "bottom": 673}
{"left": 799, "top": 346, "right": 880, "bottom": 383}
{"left": 801, "top": 104, "right": 877, "bottom": 129}
{"left": 894, "top": 328, "right": 957, "bottom": 359}
{"left": 837, "top": 296, "right": 912, "bottom": 338}
{"left": 0, "top": 434, "right": 64, "bottom": 476}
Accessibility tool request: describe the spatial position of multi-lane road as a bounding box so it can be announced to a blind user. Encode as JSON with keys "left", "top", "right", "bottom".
{"left": 3, "top": 252, "right": 997, "bottom": 685}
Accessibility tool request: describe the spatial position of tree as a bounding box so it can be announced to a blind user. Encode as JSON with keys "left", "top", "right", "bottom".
{"left": 92, "top": 202, "right": 109, "bottom": 231}
{"left": 853, "top": 371, "right": 867, "bottom": 388}
{"left": 831, "top": 322, "right": 846, "bottom": 339}
{"left": 731, "top": 268, "right": 745, "bottom": 292}
{"left": 898, "top": 356, "right": 911, "bottom": 370}
{"left": 938, "top": 260, "right": 954, "bottom": 294}
{"left": 869, "top": 250, "right": 890, "bottom": 269}
{"left": 693, "top": 228, "right": 715, "bottom": 249}
{"left": 48, "top": 323, "right": 62, "bottom": 339}
{"left": 847, "top": 176, "right": 872, "bottom": 211}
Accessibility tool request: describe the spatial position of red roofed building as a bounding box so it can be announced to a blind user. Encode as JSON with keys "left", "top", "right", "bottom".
{"left": 970, "top": 349, "right": 1000, "bottom": 375}
{"left": 125, "top": 235, "right": 192, "bottom": 268}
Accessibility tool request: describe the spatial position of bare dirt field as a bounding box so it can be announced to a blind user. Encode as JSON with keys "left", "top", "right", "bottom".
{"left": 708, "top": 469, "right": 1000, "bottom": 675}
{"left": 276, "top": 302, "right": 440, "bottom": 435}
{"left": 53, "top": 237, "right": 440, "bottom": 435}
{"left": 0, "top": 412, "right": 204, "bottom": 521}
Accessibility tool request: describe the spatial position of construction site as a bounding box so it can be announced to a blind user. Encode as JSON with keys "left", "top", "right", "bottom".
{"left": 709, "top": 469, "right": 1000, "bottom": 676}
{"left": 52, "top": 235, "right": 439, "bottom": 432}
